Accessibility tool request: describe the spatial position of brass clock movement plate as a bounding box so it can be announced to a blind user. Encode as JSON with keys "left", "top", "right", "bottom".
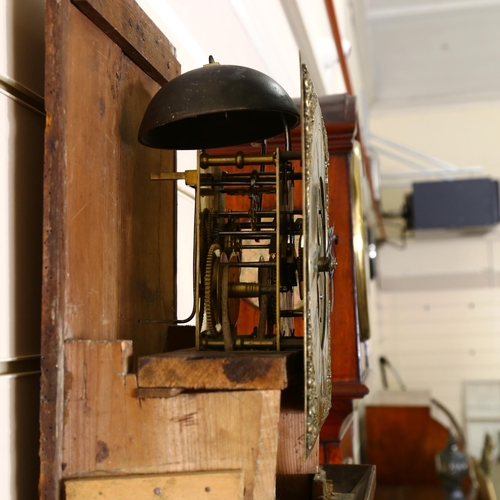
{"left": 301, "top": 61, "right": 332, "bottom": 455}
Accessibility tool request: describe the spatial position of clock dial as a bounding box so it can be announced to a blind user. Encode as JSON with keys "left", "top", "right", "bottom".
{"left": 301, "top": 61, "right": 332, "bottom": 456}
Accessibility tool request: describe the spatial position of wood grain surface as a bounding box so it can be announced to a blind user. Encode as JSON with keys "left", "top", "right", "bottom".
{"left": 41, "top": 1, "right": 178, "bottom": 497}
{"left": 72, "top": 0, "right": 180, "bottom": 85}
{"left": 65, "top": 470, "right": 244, "bottom": 500}
{"left": 62, "top": 340, "right": 281, "bottom": 500}
{"left": 138, "top": 348, "right": 302, "bottom": 390}
{"left": 276, "top": 392, "right": 320, "bottom": 499}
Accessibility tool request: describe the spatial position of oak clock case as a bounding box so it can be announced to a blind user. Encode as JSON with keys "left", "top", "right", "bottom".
{"left": 139, "top": 60, "right": 334, "bottom": 456}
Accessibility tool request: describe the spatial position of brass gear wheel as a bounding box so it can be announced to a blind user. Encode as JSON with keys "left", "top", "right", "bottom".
{"left": 203, "top": 244, "right": 241, "bottom": 349}
{"left": 207, "top": 209, "right": 219, "bottom": 245}
{"left": 204, "top": 243, "right": 222, "bottom": 337}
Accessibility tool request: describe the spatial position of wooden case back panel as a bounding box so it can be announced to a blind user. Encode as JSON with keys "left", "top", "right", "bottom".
{"left": 41, "top": 1, "right": 180, "bottom": 497}
{"left": 327, "top": 152, "right": 359, "bottom": 384}
{"left": 63, "top": 4, "right": 176, "bottom": 349}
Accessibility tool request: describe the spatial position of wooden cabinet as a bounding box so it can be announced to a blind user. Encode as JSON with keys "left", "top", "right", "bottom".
{"left": 316, "top": 95, "right": 371, "bottom": 464}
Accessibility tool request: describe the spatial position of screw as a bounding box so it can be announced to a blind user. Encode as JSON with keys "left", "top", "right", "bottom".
{"left": 154, "top": 488, "right": 162, "bottom": 495}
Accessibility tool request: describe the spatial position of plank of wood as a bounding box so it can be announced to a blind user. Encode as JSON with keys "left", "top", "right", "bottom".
{"left": 65, "top": 470, "right": 244, "bottom": 500}
{"left": 62, "top": 340, "right": 281, "bottom": 500}
{"left": 62, "top": 4, "right": 176, "bottom": 355}
{"left": 42, "top": 2, "right": 179, "bottom": 496}
{"left": 41, "top": 1, "right": 77, "bottom": 496}
{"left": 331, "top": 381, "right": 370, "bottom": 399}
{"left": 137, "top": 348, "right": 303, "bottom": 390}
{"left": 276, "top": 392, "right": 319, "bottom": 499}
{"left": 72, "top": 0, "right": 180, "bottom": 85}
{"left": 115, "top": 51, "right": 176, "bottom": 364}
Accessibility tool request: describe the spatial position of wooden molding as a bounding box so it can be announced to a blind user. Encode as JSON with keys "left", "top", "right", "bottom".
{"left": 331, "top": 381, "right": 370, "bottom": 399}
{"left": 138, "top": 348, "right": 303, "bottom": 391}
{"left": 65, "top": 470, "right": 245, "bottom": 500}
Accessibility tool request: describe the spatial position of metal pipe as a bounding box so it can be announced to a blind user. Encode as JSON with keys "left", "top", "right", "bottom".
{"left": 200, "top": 153, "right": 276, "bottom": 168}
{"left": 228, "top": 283, "right": 275, "bottom": 297}
{"left": 200, "top": 177, "right": 279, "bottom": 186}
{"left": 200, "top": 336, "right": 302, "bottom": 350}
{"left": 0, "top": 73, "right": 45, "bottom": 116}
{"left": 280, "top": 310, "right": 303, "bottom": 317}
{"left": 0, "top": 355, "right": 41, "bottom": 377}
{"left": 372, "top": 134, "right": 472, "bottom": 172}
{"left": 324, "top": 0, "right": 387, "bottom": 240}
{"left": 381, "top": 166, "right": 482, "bottom": 179}
{"left": 227, "top": 261, "right": 276, "bottom": 268}
{"left": 282, "top": 115, "right": 291, "bottom": 152}
{"left": 218, "top": 209, "right": 301, "bottom": 217}
{"left": 375, "top": 146, "right": 455, "bottom": 175}
{"left": 218, "top": 230, "right": 275, "bottom": 238}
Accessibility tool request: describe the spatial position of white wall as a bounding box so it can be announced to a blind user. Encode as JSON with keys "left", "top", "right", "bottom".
{"left": 372, "top": 100, "right": 500, "bottom": 181}
{"left": 368, "top": 101, "right": 500, "bottom": 448}
{"left": 376, "top": 288, "right": 500, "bottom": 421}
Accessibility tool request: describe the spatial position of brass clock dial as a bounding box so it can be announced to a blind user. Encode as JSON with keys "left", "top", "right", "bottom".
{"left": 301, "top": 61, "right": 332, "bottom": 456}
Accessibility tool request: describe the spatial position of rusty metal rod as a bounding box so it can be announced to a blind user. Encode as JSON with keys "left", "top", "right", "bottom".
{"left": 324, "top": 0, "right": 387, "bottom": 240}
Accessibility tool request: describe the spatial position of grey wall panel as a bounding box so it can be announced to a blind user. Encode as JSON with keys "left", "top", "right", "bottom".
{"left": 412, "top": 178, "right": 500, "bottom": 230}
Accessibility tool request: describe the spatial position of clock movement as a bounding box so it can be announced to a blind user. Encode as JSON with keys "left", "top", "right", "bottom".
{"left": 139, "top": 57, "right": 334, "bottom": 455}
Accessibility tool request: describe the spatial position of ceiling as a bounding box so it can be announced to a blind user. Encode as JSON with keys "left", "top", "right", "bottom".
{"left": 137, "top": 0, "right": 500, "bottom": 187}
{"left": 139, "top": 0, "right": 500, "bottom": 109}
{"left": 138, "top": 0, "right": 347, "bottom": 99}
{"left": 361, "top": 0, "right": 500, "bottom": 109}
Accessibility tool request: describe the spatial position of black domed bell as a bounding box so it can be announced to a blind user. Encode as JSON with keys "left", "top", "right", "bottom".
{"left": 138, "top": 60, "right": 300, "bottom": 150}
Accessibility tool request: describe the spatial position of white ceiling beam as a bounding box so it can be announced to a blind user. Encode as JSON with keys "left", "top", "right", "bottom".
{"left": 372, "top": 134, "right": 464, "bottom": 172}
{"left": 230, "top": 0, "right": 300, "bottom": 96}
{"left": 278, "top": 0, "right": 327, "bottom": 96}
{"left": 137, "top": 0, "right": 207, "bottom": 70}
{"left": 368, "top": 0, "right": 500, "bottom": 20}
